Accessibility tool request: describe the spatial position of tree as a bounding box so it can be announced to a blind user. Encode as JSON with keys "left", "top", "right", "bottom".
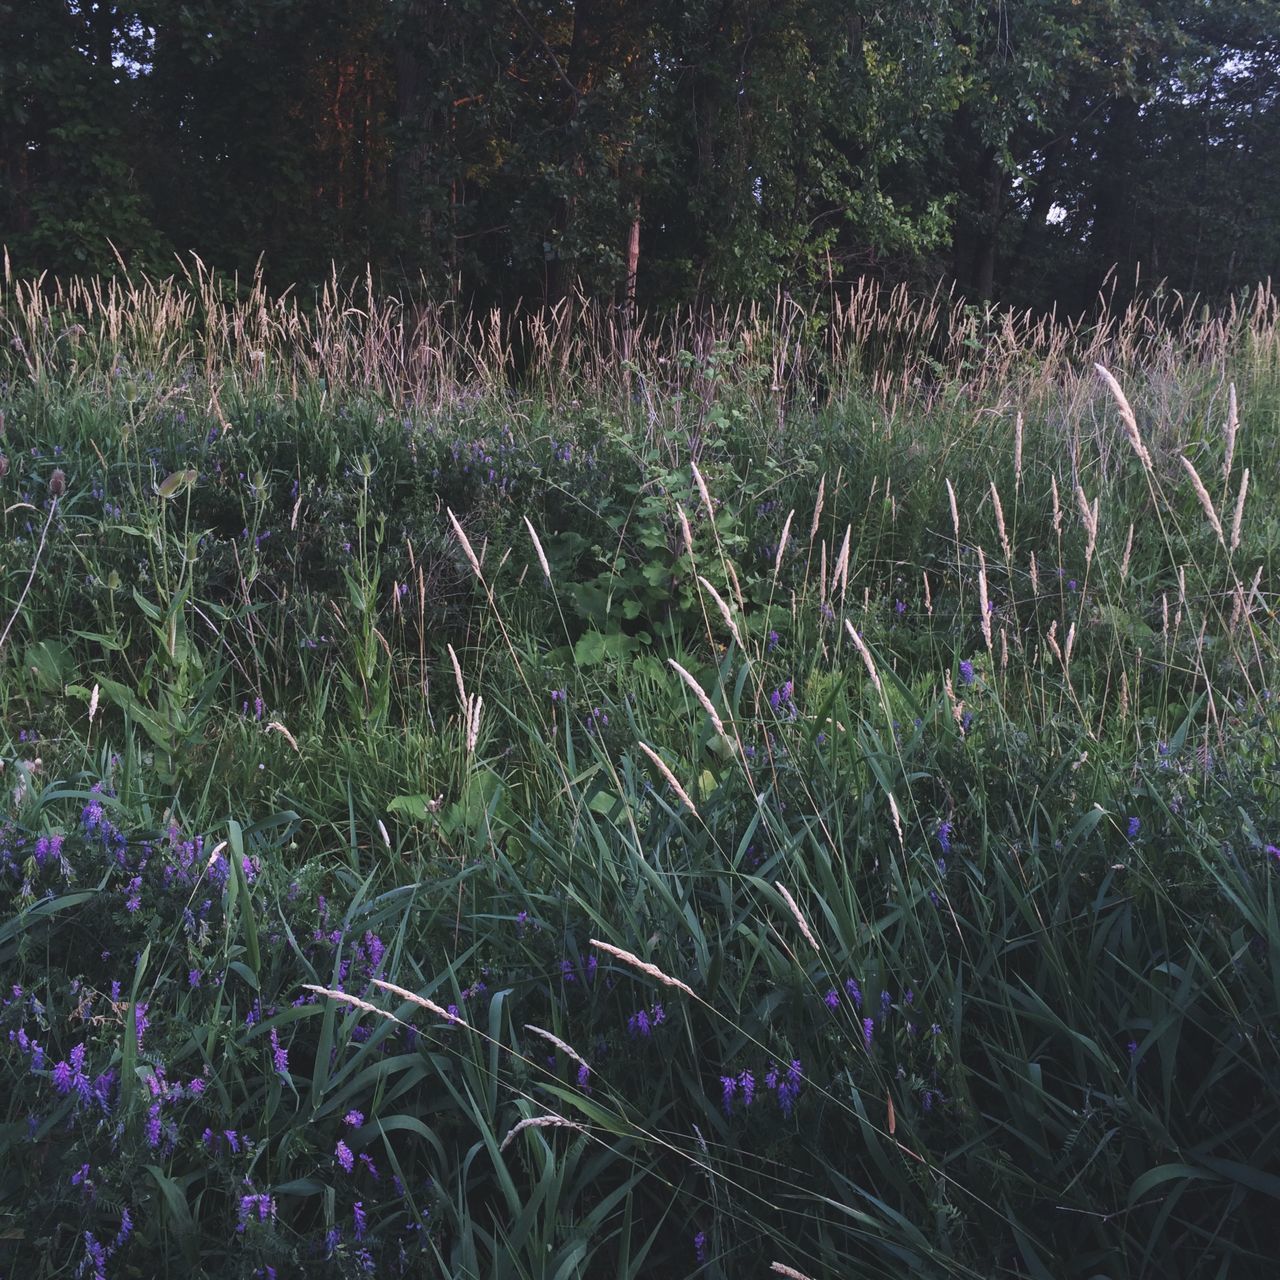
{"left": 0, "top": 0, "right": 165, "bottom": 273}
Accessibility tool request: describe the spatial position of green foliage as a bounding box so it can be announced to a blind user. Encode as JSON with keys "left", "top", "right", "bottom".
{"left": 4, "top": 1, "right": 1276, "bottom": 307}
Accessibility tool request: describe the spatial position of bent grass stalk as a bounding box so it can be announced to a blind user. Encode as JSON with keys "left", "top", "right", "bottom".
{"left": 637, "top": 741, "right": 700, "bottom": 817}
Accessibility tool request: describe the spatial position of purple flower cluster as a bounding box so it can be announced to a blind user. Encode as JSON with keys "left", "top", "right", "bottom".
{"left": 722, "top": 1061, "right": 800, "bottom": 1116}
{"left": 13, "top": 1025, "right": 115, "bottom": 1113}
{"left": 694, "top": 1230, "right": 708, "bottom": 1263}
{"left": 270, "top": 1028, "right": 289, "bottom": 1075}
{"left": 76, "top": 1206, "right": 132, "bottom": 1279}
{"left": 52, "top": 1042, "right": 90, "bottom": 1100}
{"left": 237, "top": 1192, "right": 276, "bottom": 1232}
{"left": 768, "top": 679, "right": 797, "bottom": 719}
{"left": 33, "top": 832, "right": 66, "bottom": 869}
{"left": 627, "top": 1002, "right": 666, "bottom": 1038}
{"left": 200, "top": 1127, "right": 244, "bottom": 1154}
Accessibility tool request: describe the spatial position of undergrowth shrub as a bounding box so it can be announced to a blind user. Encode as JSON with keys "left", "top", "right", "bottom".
{"left": 2, "top": 272, "right": 1279, "bottom": 1277}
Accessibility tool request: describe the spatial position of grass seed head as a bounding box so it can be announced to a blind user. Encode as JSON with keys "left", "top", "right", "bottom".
{"left": 589, "top": 939, "right": 696, "bottom": 999}
{"left": 1180, "top": 455, "right": 1225, "bottom": 544}
{"left": 774, "top": 881, "right": 821, "bottom": 952}
{"left": 637, "top": 741, "right": 700, "bottom": 816}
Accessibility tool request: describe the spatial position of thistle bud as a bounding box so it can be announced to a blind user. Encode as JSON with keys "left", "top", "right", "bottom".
{"left": 49, "top": 467, "right": 66, "bottom": 498}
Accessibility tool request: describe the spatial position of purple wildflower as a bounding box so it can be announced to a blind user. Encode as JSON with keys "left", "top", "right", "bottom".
{"left": 343, "top": 1110, "right": 365, "bottom": 1128}
{"left": 353, "top": 1200, "right": 367, "bottom": 1240}
{"left": 336, "top": 1140, "right": 355, "bottom": 1173}
{"left": 1127, "top": 816, "right": 1140, "bottom": 839}
{"left": 824, "top": 988, "right": 839, "bottom": 1010}
{"left": 270, "top": 1028, "right": 288, "bottom": 1074}
{"left": 845, "top": 978, "right": 862, "bottom": 1008}
{"left": 720, "top": 1075, "right": 737, "bottom": 1115}
{"left": 738, "top": 1070, "right": 755, "bottom": 1107}
{"left": 694, "top": 1230, "right": 708, "bottom": 1263}
{"left": 82, "top": 1232, "right": 108, "bottom": 1280}
{"left": 145, "top": 1104, "right": 162, "bottom": 1148}
{"left": 863, "top": 1017, "right": 875, "bottom": 1049}
{"left": 958, "top": 660, "right": 975, "bottom": 685}
{"left": 237, "top": 1193, "right": 275, "bottom": 1232}
{"left": 577, "top": 1062, "right": 591, "bottom": 1090}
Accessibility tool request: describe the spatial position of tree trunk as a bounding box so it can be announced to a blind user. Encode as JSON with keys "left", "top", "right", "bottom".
{"left": 622, "top": 190, "right": 640, "bottom": 363}
{"left": 1091, "top": 94, "right": 1141, "bottom": 281}
{"left": 545, "top": 0, "right": 597, "bottom": 313}
{"left": 965, "top": 144, "right": 1002, "bottom": 301}
{"left": 393, "top": 1, "right": 434, "bottom": 254}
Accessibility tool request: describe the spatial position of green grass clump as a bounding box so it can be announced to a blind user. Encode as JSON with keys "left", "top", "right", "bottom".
{"left": 2, "top": 270, "right": 1279, "bottom": 1277}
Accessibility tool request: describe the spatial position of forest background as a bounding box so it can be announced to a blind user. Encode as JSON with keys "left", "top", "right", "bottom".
{"left": 3, "top": 0, "right": 1280, "bottom": 315}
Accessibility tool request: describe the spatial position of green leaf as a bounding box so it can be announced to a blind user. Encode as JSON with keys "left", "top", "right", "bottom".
{"left": 1128, "top": 1162, "right": 1221, "bottom": 1207}
{"left": 145, "top": 1164, "right": 199, "bottom": 1266}
{"left": 387, "top": 794, "right": 437, "bottom": 821}
{"left": 227, "top": 819, "right": 260, "bottom": 979}
{"left": 156, "top": 468, "right": 197, "bottom": 499}
{"left": 573, "top": 630, "right": 609, "bottom": 666}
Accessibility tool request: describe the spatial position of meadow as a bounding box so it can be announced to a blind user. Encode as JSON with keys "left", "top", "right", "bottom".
{"left": 2, "top": 264, "right": 1279, "bottom": 1278}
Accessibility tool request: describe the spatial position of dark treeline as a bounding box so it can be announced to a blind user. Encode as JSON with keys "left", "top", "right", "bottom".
{"left": 2, "top": 0, "right": 1278, "bottom": 314}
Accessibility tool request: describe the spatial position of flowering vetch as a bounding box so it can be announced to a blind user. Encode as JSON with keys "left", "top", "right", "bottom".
{"left": 720, "top": 1074, "right": 737, "bottom": 1115}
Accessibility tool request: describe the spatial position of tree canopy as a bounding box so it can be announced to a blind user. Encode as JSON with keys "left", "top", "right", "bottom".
{"left": 2, "top": 0, "right": 1277, "bottom": 311}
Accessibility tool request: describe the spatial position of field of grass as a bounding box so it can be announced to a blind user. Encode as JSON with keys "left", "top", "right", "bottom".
{"left": 2, "top": 265, "right": 1279, "bottom": 1278}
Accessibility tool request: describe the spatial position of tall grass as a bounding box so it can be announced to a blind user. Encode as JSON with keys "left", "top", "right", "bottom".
{"left": 2, "top": 265, "right": 1279, "bottom": 1277}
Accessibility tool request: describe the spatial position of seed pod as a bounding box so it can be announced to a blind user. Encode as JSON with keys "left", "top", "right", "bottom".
{"left": 49, "top": 467, "right": 66, "bottom": 498}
